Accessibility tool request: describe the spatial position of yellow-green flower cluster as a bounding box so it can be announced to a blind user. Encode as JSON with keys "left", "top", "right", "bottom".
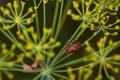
{"left": 67, "top": 67, "right": 76, "bottom": 80}
{"left": 67, "top": 0, "right": 99, "bottom": 28}
{"left": 90, "top": 14, "right": 120, "bottom": 36}
{"left": 0, "top": 0, "right": 35, "bottom": 30}
{"left": 68, "top": 0, "right": 120, "bottom": 36}
{"left": 94, "top": 0, "right": 120, "bottom": 15}
{"left": 65, "top": 67, "right": 93, "bottom": 80}
{"left": 0, "top": 43, "right": 16, "bottom": 80}
{"left": 84, "top": 37, "right": 120, "bottom": 80}
{"left": 62, "top": 37, "right": 120, "bottom": 80}
{"left": 16, "top": 27, "right": 61, "bottom": 61}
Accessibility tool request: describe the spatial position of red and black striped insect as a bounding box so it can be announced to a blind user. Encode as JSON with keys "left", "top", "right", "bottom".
{"left": 66, "top": 40, "right": 81, "bottom": 54}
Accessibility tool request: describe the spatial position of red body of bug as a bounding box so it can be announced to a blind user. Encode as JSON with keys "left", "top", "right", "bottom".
{"left": 66, "top": 41, "right": 81, "bottom": 54}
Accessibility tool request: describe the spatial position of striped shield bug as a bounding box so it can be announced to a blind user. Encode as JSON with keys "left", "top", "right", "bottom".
{"left": 66, "top": 40, "right": 81, "bottom": 54}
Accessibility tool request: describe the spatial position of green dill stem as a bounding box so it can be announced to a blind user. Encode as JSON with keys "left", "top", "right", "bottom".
{"left": 41, "top": 76, "right": 45, "bottom": 80}
{"left": 0, "top": 72, "right": 2, "bottom": 80}
{"left": 4, "top": 71, "right": 10, "bottom": 77}
{"left": 19, "top": 2, "right": 25, "bottom": 16}
{"left": 105, "top": 57, "right": 114, "bottom": 61}
{"left": 103, "top": 64, "right": 110, "bottom": 78}
{"left": 111, "top": 40, "right": 120, "bottom": 50}
{"left": 46, "top": 0, "right": 64, "bottom": 65}
{"left": 52, "top": 0, "right": 72, "bottom": 37}
{"left": 1, "top": 68, "right": 27, "bottom": 73}
{"left": 42, "top": 1, "right": 47, "bottom": 51}
{"left": 52, "top": 72, "right": 69, "bottom": 80}
{"left": 2, "top": 53, "right": 12, "bottom": 60}
{"left": 55, "top": 0, "right": 72, "bottom": 39}
{"left": 86, "top": 2, "right": 90, "bottom": 12}
{"left": 104, "top": 27, "right": 118, "bottom": 30}
{"left": 43, "top": 1, "right": 46, "bottom": 28}
{"left": 60, "top": 0, "right": 72, "bottom": 28}
{"left": 75, "top": 19, "right": 97, "bottom": 40}
{"left": 55, "top": 0, "right": 73, "bottom": 39}
{"left": 46, "top": 75, "right": 52, "bottom": 80}
{"left": 16, "top": 0, "right": 20, "bottom": 12}
{"left": 98, "top": 63, "right": 102, "bottom": 75}
{"left": 52, "top": 55, "right": 91, "bottom": 70}
{"left": 46, "top": 49, "right": 54, "bottom": 65}
{"left": 99, "top": 38, "right": 104, "bottom": 56}
{"left": 0, "top": 28, "right": 26, "bottom": 53}
{"left": 54, "top": 0, "right": 64, "bottom": 39}
{"left": 33, "top": 73, "right": 42, "bottom": 80}
{"left": 22, "top": 28, "right": 33, "bottom": 42}
{"left": 37, "top": 0, "right": 42, "bottom": 8}
{"left": 83, "top": 70, "right": 92, "bottom": 80}
{"left": 78, "top": 68, "right": 83, "bottom": 80}
{"left": 104, "top": 46, "right": 115, "bottom": 57}
{"left": 76, "top": 8, "right": 82, "bottom": 16}
{"left": 50, "top": 22, "right": 82, "bottom": 67}
{"left": 52, "top": 53, "right": 73, "bottom": 66}
{"left": 13, "top": 64, "right": 23, "bottom": 68}
{"left": 53, "top": 66, "right": 79, "bottom": 72}
{"left": 7, "top": 14, "right": 15, "bottom": 20}
{"left": 50, "top": 24, "right": 81, "bottom": 66}
{"left": 7, "top": 30, "right": 18, "bottom": 42}
{"left": 89, "top": 47, "right": 100, "bottom": 57}
{"left": 53, "top": 23, "right": 95, "bottom": 66}
{"left": 49, "top": 75, "right": 55, "bottom": 80}
{"left": 15, "top": 6, "right": 18, "bottom": 17}
{"left": 97, "top": 48, "right": 105, "bottom": 56}
{"left": 51, "top": 0, "right": 60, "bottom": 37}
{"left": 47, "top": 0, "right": 72, "bottom": 65}
{"left": 76, "top": 27, "right": 87, "bottom": 39}
{"left": 8, "top": 5, "right": 16, "bottom": 17}
{"left": 81, "top": 29, "right": 100, "bottom": 47}
{"left": 3, "top": 20, "right": 14, "bottom": 23}
{"left": 55, "top": 29, "right": 99, "bottom": 64}
{"left": 109, "top": 61, "right": 120, "bottom": 65}
{"left": 21, "top": 11, "right": 31, "bottom": 19}
{"left": 33, "top": 0, "right": 40, "bottom": 40}
{"left": 39, "top": 32, "right": 51, "bottom": 44}
{"left": 53, "top": 62, "right": 91, "bottom": 73}
{"left": 53, "top": 56, "right": 100, "bottom": 73}
{"left": 82, "top": 0, "right": 85, "bottom": 14}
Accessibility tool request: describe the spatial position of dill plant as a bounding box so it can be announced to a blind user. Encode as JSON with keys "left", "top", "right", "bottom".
{"left": 0, "top": 0, "right": 120, "bottom": 80}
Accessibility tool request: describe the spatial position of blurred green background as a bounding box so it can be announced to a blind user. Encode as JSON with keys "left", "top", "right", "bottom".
{"left": 0, "top": 0, "right": 120, "bottom": 80}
